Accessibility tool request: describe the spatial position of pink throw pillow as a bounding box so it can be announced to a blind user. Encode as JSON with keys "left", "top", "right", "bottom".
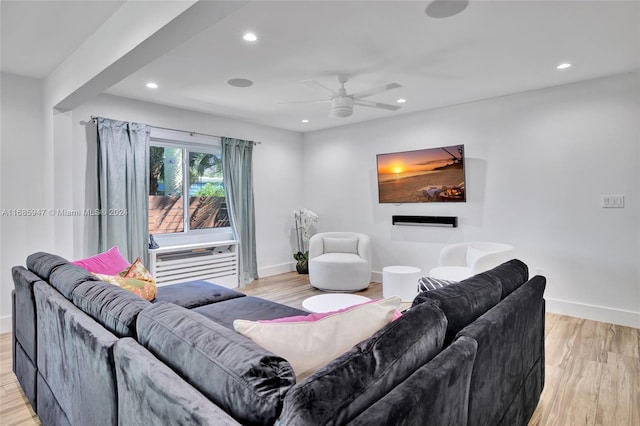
{"left": 72, "top": 246, "right": 130, "bottom": 275}
{"left": 259, "top": 299, "right": 402, "bottom": 324}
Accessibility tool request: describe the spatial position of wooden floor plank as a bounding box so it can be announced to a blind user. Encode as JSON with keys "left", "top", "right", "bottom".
{"left": 595, "top": 352, "right": 640, "bottom": 426}
{"left": 0, "top": 272, "right": 637, "bottom": 426}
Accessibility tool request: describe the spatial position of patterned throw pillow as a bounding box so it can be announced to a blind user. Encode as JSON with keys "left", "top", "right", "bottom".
{"left": 418, "top": 276, "right": 457, "bottom": 292}
{"left": 93, "top": 258, "right": 157, "bottom": 301}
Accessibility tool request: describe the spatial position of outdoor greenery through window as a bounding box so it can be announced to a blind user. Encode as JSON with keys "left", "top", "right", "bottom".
{"left": 149, "top": 141, "right": 229, "bottom": 236}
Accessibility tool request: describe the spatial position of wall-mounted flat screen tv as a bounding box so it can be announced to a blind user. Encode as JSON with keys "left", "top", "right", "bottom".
{"left": 377, "top": 144, "right": 465, "bottom": 203}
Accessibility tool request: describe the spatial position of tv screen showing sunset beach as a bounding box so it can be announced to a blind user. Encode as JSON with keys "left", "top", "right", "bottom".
{"left": 377, "top": 144, "right": 465, "bottom": 203}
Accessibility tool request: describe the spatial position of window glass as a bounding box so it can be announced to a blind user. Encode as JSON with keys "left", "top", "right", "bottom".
{"left": 188, "top": 152, "right": 229, "bottom": 229}
{"left": 149, "top": 141, "right": 229, "bottom": 239}
{"left": 149, "top": 146, "right": 184, "bottom": 234}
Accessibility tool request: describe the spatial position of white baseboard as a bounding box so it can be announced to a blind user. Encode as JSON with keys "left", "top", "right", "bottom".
{"left": 0, "top": 315, "right": 12, "bottom": 334}
{"left": 546, "top": 298, "right": 640, "bottom": 329}
{"left": 371, "top": 271, "right": 382, "bottom": 284}
{"left": 258, "top": 262, "right": 294, "bottom": 278}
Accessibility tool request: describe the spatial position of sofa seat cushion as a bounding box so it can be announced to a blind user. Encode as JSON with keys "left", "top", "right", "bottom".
{"left": 277, "top": 300, "right": 447, "bottom": 425}
{"left": 429, "top": 265, "right": 473, "bottom": 281}
{"left": 413, "top": 269, "right": 502, "bottom": 345}
{"left": 137, "top": 302, "right": 296, "bottom": 426}
{"left": 72, "top": 280, "right": 150, "bottom": 338}
{"left": 193, "top": 296, "right": 306, "bottom": 330}
{"left": 154, "top": 280, "right": 245, "bottom": 309}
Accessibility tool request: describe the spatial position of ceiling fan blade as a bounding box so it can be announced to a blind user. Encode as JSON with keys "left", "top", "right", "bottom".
{"left": 279, "top": 99, "right": 331, "bottom": 105}
{"left": 354, "top": 99, "right": 401, "bottom": 111}
{"left": 352, "top": 83, "right": 401, "bottom": 99}
{"left": 302, "top": 80, "right": 338, "bottom": 97}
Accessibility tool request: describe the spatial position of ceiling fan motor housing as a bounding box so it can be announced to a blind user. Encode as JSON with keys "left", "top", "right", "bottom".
{"left": 330, "top": 96, "right": 354, "bottom": 117}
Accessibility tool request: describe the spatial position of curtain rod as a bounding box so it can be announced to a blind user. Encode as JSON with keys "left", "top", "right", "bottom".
{"left": 90, "top": 115, "right": 262, "bottom": 145}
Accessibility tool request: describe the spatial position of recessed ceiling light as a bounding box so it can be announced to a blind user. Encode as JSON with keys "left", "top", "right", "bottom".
{"left": 301, "top": 119, "right": 309, "bottom": 123}
{"left": 397, "top": 98, "right": 407, "bottom": 104}
{"left": 557, "top": 63, "right": 572, "bottom": 70}
{"left": 146, "top": 82, "right": 158, "bottom": 89}
{"left": 243, "top": 32, "right": 257, "bottom": 42}
{"left": 227, "top": 78, "right": 254, "bottom": 88}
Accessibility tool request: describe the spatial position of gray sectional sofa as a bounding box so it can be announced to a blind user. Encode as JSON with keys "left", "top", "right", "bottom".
{"left": 12, "top": 252, "right": 545, "bottom": 425}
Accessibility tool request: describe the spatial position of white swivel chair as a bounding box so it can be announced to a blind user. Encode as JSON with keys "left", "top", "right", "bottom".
{"left": 308, "top": 232, "right": 372, "bottom": 292}
{"left": 429, "top": 242, "right": 515, "bottom": 281}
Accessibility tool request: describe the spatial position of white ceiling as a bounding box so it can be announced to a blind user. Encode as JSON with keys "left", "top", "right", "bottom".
{"left": 1, "top": 1, "right": 639, "bottom": 132}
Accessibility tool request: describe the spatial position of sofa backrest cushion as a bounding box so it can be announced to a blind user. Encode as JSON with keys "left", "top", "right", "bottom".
{"left": 27, "top": 252, "right": 97, "bottom": 300}
{"left": 348, "top": 336, "right": 478, "bottom": 426}
{"left": 72, "top": 280, "right": 150, "bottom": 338}
{"left": 26, "top": 252, "right": 68, "bottom": 281}
{"left": 49, "top": 263, "right": 100, "bottom": 300}
{"left": 483, "top": 259, "right": 529, "bottom": 299}
{"left": 457, "top": 276, "right": 546, "bottom": 426}
{"left": 413, "top": 268, "right": 502, "bottom": 345}
{"left": 136, "top": 302, "right": 296, "bottom": 426}
{"left": 114, "top": 338, "right": 240, "bottom": 426}
{"left": 277, "top": 300, "right": 447, "bottom": 425}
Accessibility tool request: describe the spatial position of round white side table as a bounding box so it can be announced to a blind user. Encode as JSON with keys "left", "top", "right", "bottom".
{"left": 382, "top": 266, "right": 422, "bottom": 302}
{"left": 302, "top": 294, "right": 371, "bottom": 313}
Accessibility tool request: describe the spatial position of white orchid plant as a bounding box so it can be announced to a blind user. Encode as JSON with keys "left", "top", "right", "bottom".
{"left": 293, "top": 208, "right": 319, "bottom": 264}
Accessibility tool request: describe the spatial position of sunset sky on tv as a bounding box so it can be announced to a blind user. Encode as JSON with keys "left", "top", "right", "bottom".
{"left": 377, "top": 145, "right": 463, "bottom": 175}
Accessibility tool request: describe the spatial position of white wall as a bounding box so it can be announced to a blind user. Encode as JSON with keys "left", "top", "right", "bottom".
{"left": 0, "top": 72, "right": 51, "bottom": 332}
{"left": 0, "top": 88, "right": 303, "bottom": 332}
{"left": 302, "top": 73, "right": 640, "bottom": 328}
{"left": 69, "top": 94, "right": 304, "bottom": 277}
{"left": 2, "top": 72, "right": 638, "bottom": 331}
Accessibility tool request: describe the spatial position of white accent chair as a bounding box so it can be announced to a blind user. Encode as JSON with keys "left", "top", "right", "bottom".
{"left": 429, "top": 242, "right": 515, "bottom": 281}
{"left": 308, "top": 232, "right": 372, "bottom": 292}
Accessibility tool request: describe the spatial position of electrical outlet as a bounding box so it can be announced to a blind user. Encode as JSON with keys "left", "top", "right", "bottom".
{"left": 601, "top": 195, "right": 624, "bottom": 208}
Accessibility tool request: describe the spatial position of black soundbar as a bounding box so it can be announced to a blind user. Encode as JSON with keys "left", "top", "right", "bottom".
{"left": 392, "top": 215, "right": 458, "bottom": 227}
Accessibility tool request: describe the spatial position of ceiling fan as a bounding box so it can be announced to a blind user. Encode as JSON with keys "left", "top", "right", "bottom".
{"left": 288, "top": 74, "right": 402, "bottom": 118}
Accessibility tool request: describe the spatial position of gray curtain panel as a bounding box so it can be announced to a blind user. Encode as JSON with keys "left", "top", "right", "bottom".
{"left": 221, "top": 138, "right": 258, "bottom": 286}
{"left": 96, "top": 118, "right": 150, "bottom": 264}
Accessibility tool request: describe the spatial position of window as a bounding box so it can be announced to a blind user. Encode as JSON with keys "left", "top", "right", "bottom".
{"left": 148, "top": 129, "right": 231, "bottom": 243}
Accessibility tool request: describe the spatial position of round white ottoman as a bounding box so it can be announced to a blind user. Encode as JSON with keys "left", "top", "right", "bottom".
{"left": 382, "top": 266, "right": 421, "bottom": 302}
{"left": 302, "top": 294, "right": 371, "bottom": 313}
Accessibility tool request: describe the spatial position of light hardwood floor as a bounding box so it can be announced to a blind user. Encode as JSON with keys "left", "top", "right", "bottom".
{"left": 1, "top": 273, "right": 638, "bottom": 426}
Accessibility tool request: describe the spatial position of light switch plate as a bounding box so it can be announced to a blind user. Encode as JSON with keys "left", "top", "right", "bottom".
{"left": 602, "top": 195, "right": 624, "bottom": 208}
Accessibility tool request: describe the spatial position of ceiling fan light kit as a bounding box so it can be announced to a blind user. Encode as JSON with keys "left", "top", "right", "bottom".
{"left": 296, "top": 74, "right": 402, "bottom": 118}
{"left": 330, "top": 96, "right": 354, "bottom": 117}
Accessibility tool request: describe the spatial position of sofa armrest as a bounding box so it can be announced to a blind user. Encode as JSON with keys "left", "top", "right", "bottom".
{"left": 438, "top": 242, "right": 469, "bottom": 267}
{"left": 470, "top": 248, "right": 515, "bottom": 275}
{"left": 356, "top": 234, "right": 372, "bottom": 263}
{"left": 308, "top": 234, "right": 324, "bottom": 260}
